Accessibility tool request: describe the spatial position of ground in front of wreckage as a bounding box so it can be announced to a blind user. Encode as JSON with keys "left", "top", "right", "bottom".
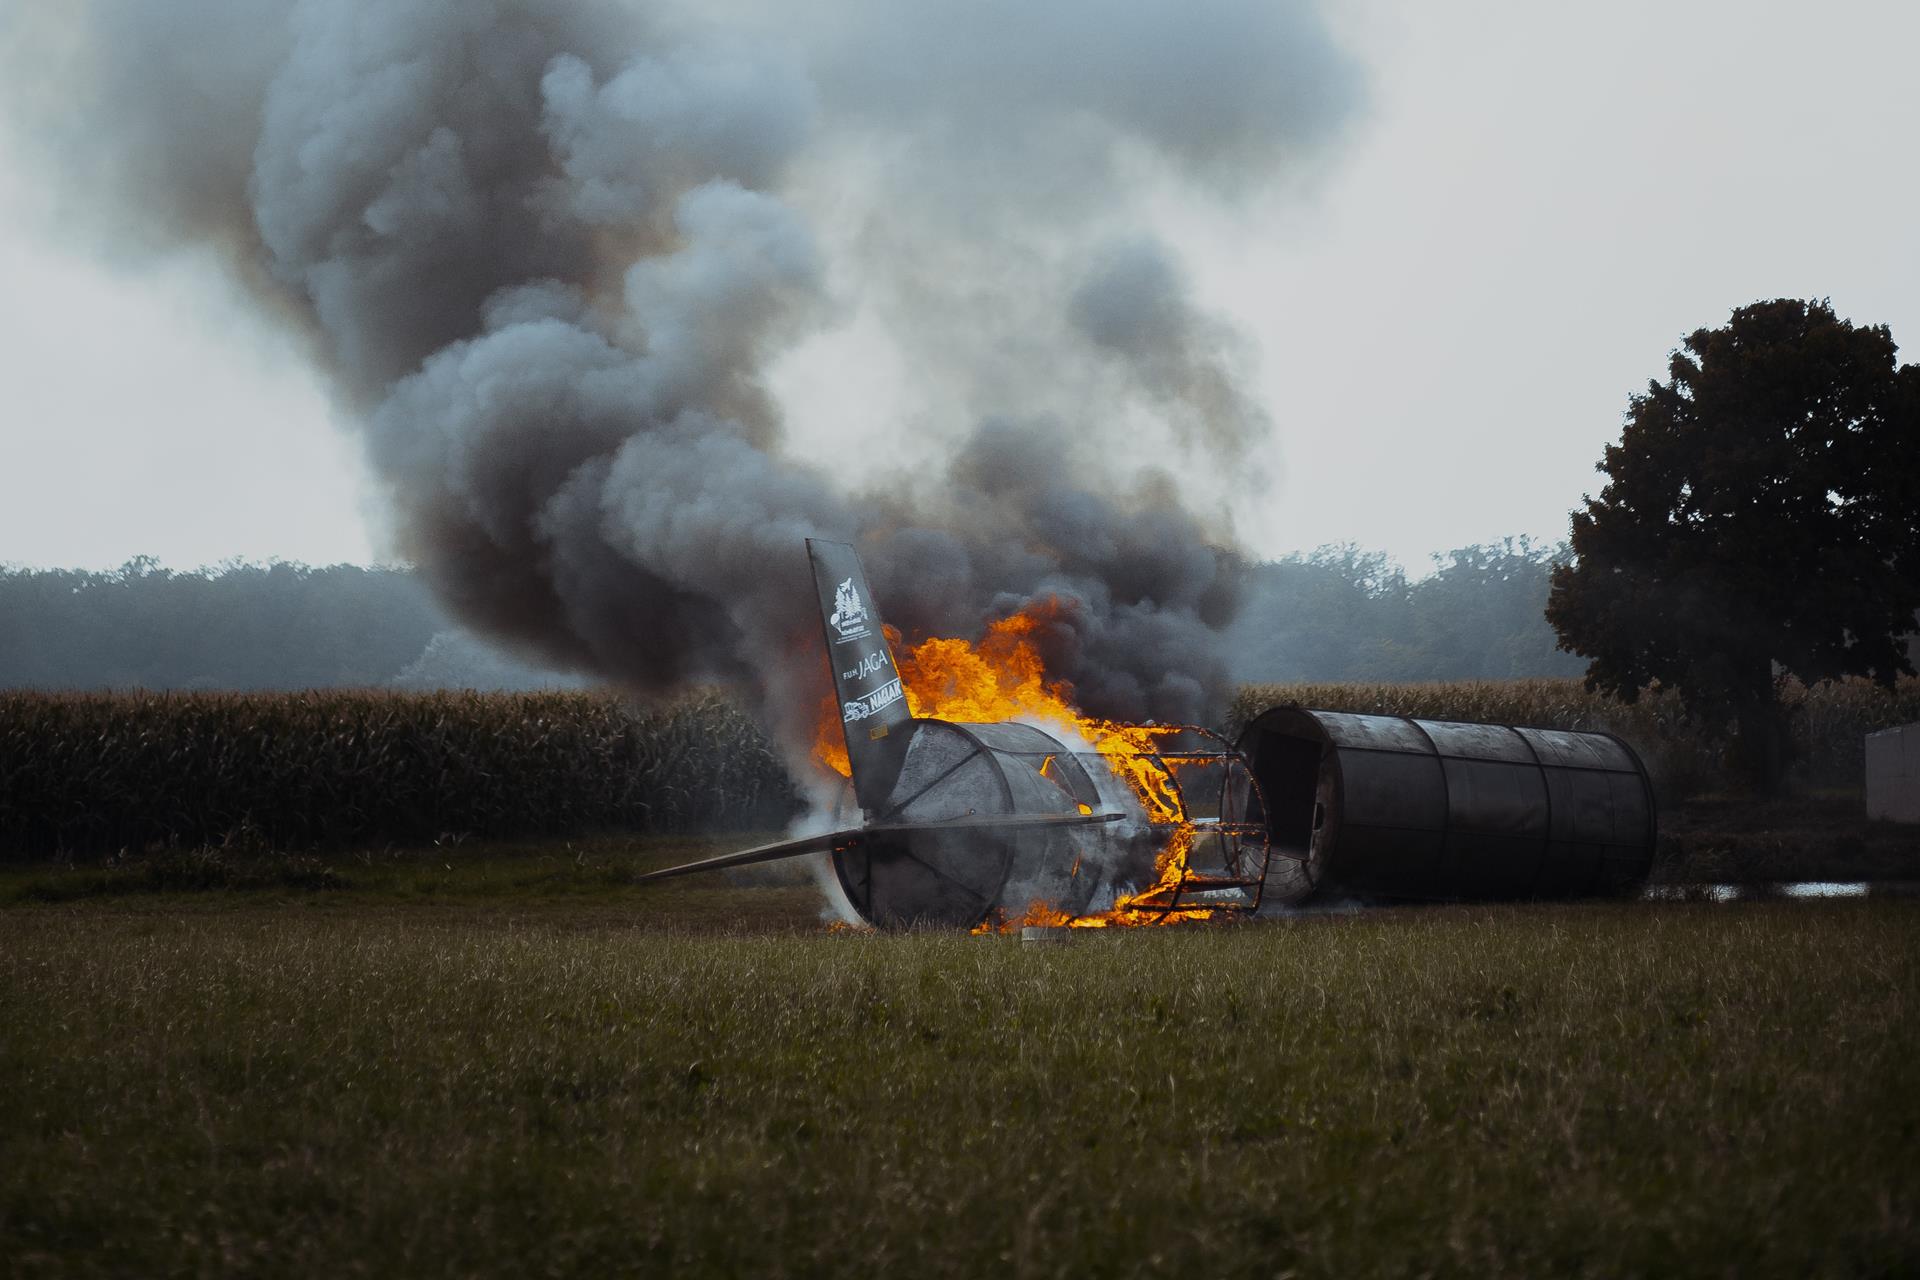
{"left": 2, "top": 829, "right": 1915, "bottom": 1277}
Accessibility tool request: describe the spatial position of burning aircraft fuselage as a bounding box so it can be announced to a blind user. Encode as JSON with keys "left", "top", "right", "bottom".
{"left": 639, "top": 539, "right": 1275, "bottom": 929}
{"left": 639, "top": 539, "right": 1657, "bottom": 928}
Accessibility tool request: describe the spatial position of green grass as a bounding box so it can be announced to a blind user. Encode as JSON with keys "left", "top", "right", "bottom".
{"left": 2, "top": 867, "right": 1915, "bottom": 1277}
{"left": 1655, "top": 791, "right": 1920, "bottom": 884}
{"left": 7, "top": 787, "right": 1913, "bottom": 910}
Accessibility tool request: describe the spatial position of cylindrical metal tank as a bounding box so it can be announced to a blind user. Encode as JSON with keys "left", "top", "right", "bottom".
{"left": 1235, "top": 706, "right": 1656, "bottom": 906}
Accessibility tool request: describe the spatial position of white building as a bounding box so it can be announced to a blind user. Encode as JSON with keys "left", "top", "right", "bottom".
{"left": 1865, "top": 723, "right": 1920, "bottom": 823}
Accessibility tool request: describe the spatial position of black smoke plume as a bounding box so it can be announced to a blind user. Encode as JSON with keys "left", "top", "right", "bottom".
{"left": 2, "top": 0, "right": 1359, "bottom": 756}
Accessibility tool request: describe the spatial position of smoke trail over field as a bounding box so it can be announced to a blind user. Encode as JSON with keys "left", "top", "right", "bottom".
{"left": 2, "top": 0, "right": 1359, "bottom": 750}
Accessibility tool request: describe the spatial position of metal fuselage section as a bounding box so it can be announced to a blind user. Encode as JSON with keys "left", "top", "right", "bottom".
{"left": 831, "top": 716, "right": 1160, "bottom": 929}
{"left": 1238, "top": 706, "right": 1657, "bottom": 904}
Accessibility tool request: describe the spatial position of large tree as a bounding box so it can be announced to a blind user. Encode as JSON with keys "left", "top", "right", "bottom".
{"left": 1547, "top": 298, "right": 1920, "bottom": 791}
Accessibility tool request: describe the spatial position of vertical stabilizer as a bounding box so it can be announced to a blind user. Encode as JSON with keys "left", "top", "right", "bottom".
{"left": 807, "top": 539, "right": 913, "bottom": 810}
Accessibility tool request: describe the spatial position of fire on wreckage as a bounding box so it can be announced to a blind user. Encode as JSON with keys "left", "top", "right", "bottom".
{"left": 637, "top": 540, "right": 1658, "bottom": 929}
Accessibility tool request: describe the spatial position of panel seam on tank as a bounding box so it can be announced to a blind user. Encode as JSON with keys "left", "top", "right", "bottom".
{"left": 1508, "top": 725, "right": 1554, "bottom": 899}
{"left": 873, "top": 735, "right": 987, "bottom": 822}
{"left": 1400, "top": 717, "right": 1452, "bottom": 894}
{"left": 1595, "top": 729, "right": 1659, "bottom": 885}
{"left": 892, "top": 844, "right": 997, "bottom": 907}
{"left": 1318, "top": 743, "right": 1635, "bottom": 777}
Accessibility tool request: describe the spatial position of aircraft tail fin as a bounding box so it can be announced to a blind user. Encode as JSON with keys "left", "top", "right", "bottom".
{"left": 807, "top": 538, "right": 913, "bottom": 809}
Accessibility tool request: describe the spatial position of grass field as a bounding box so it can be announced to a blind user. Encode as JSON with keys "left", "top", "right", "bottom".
{"left": 3, "top": 846, "right": 1915, "bottom": 1277}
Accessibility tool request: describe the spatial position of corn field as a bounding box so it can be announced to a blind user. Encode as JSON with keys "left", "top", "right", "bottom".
{"left": 5, "top": 677, "right": 1916, "bottom": 860}
{"left": 1230, "top": 676, "right": 1920, "bottom": 797}
{"left": 0, "top": 688, "right": 802, "bottom": 860}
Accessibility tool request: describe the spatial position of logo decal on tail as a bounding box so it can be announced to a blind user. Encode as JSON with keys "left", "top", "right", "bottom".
{"left": 828, "top": 578, "right": 870, "bottom": 642}
{"left": 841, "top": 650, "right": 891, "bottom": 682}
{"left": 842, "top": 678, "right": 904, "bottom": 723}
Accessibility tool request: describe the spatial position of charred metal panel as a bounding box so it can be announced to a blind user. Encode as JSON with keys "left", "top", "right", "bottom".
{"left": 1236, "top": 706, "right": 1655, "bottom": 906}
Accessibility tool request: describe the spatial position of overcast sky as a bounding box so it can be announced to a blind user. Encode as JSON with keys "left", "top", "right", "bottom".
{"left": 3, "top": 0, "right": 1916, "bottom": 574}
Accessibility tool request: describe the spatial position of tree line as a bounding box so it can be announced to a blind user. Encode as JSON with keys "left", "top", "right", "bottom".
{"left": 0, "top": 544, "right": 1583, "bottom": 692}
{"left": 1226, "top": 537, "right": 1583, "bottom": 684}
{"left": 0, "top": 558, "right": 577, "bottom": 692}
{"left": 8, "top": 298, "right": 1910, "bottom": 796}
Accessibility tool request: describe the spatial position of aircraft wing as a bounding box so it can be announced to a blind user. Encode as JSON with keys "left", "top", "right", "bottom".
{"left": 633, "top": 810, "right": 1125, "bottom": 884}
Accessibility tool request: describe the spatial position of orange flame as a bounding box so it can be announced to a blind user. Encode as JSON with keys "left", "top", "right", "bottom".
{"left": 977, "top": 827, "right": 1212, "bottom": 932}
{"left": 813, "top": 599, "right": 1214, "bottom": 929}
